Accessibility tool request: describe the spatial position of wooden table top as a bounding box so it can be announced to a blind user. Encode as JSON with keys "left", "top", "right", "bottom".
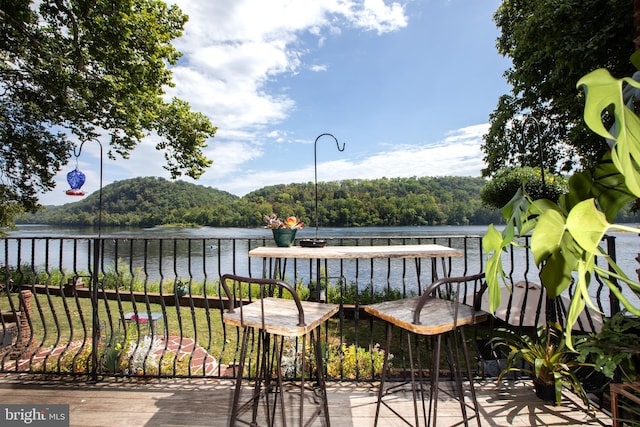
{"left": 223, "top": 298, "right": 339, "bottom": 337}
{"left": 364, "top": 297, "right": 487, "bottom": 335}
{"left": 249, "top": 244, "right": 463, "bottom": 260}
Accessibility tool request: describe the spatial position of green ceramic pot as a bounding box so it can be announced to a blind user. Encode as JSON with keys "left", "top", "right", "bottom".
{"left": 272, "top": 228, "right": 297, "bottom": 247}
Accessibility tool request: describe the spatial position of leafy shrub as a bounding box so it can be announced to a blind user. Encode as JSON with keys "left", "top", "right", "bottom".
{"left": 481, "top": 166, "right": 567, "bottom": 209}
{"left": 577, "top": 311, "right": 640, "bottom": 382}
{"left": 327, "top": 343, "right": 390, "bottom": 379}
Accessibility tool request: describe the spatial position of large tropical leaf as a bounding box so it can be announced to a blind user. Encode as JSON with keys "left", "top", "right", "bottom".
{"left": 502, "top": 187, "right": 531, "bottom": 234}
{"left": 530, "top": 208, "right": 566, "bottom": 266}
{"left": 565, "top": 199, "right": 609, "bottom": 255}
{"left": 578, "top": 69, "right": 640, "bottom": 197}
{"left": 538, "top": 248, "right": 575, "bottom": 298}
{"left": 591, "top": 154, "right": 637, "bottom": 221}
{"left": 484, "top": 224, "right": 510, "bottom": 313}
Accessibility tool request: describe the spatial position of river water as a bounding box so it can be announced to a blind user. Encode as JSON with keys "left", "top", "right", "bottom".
{"left": 6, "top": 224, "right": 638, "bottom": 275}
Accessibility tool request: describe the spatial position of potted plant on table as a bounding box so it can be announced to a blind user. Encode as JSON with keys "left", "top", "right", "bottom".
{"left": 263, "top": 214, "right": 304, "bottom": 247}
{"left": 492, "top": 323, "right": 591, "bottom": 406}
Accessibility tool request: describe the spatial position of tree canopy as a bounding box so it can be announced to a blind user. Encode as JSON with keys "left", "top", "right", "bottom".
{"left": 480, "top": 167, "right": 568, "bottom": 210}
{"left": 19, "top": 175, "right": 640, "bottom": 228}
{"left": 482, "top": 0, "right": 635, "bottom": 177}
{"left": 0, "top": 0, "right": 216, "bottom": 226}
{"left": 19, "top": 176, "right": 511, "bottom": 228}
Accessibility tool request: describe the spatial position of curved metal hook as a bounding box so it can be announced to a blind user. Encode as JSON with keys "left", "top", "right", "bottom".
{"left": 519, "top": 116, "right": 546, "bottom": 198}
{"left": 314, "top": 133, "right": 345, "bottom": 153}
{"left": 73, "top": 138, "right": 103, "bottom": 158}
{"left": 71, "top": 138, "right": 104, "bottom": 236}
{"left": 313, "top": 133, "right": 346, "bottom": 238}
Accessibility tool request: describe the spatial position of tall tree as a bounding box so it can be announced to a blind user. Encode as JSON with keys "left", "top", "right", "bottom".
{"left": 483, "top": 0, "right": 634, "bottom": 177}
{"left": 0, "top": 0, "right": 216, "bottom": 227}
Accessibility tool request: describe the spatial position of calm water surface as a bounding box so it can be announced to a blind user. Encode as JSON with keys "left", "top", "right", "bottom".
{"left": 5, "top": 223, "right": 639, "bottom": 290}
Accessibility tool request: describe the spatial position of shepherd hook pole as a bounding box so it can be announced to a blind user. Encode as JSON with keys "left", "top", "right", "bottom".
{"left": 73, "top": 138, "right": 103, "bottom": 382}
{"left": 314, "top": 133, "right": 345, "bottom": 239}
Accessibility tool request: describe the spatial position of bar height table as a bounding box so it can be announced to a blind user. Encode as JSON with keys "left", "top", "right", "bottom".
{"left": 249, "top": 244, "right": 464, "bottom": 300}
{"left": 249, "top": 244, "right": 464, "bottom": 260}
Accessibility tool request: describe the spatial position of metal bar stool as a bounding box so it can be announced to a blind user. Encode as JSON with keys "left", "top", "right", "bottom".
{"left": 220, "top": 274, "right": 339, "bottom": 427}
{"left": 365, "top": 273, "right": 488, "bottom": 427}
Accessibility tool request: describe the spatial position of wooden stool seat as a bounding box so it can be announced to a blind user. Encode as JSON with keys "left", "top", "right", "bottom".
{"left": 223, "top": 297, "right": 338, "bottom": 337}
{"left": 365, "top": 296, "right": 484, "bottom": 335}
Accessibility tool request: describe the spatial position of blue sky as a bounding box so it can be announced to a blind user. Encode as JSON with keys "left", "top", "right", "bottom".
{"left": 42, "top": 0, "right": 510, "bottom": 205}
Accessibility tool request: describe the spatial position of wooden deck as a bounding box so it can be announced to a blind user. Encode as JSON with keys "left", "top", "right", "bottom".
{"left": 0, "top": 376, "right": 610, "bottom": 426}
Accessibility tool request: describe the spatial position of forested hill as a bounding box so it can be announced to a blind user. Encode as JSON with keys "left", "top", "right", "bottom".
{"left": 20, "top": 176, "right": 504, "bottom": 227}
{"left": 23, "top": 177, "right": 239, "bottom": 227}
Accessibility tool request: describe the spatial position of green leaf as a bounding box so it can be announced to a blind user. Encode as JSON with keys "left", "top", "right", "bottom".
{"left": 630, "top": 49, "right": 640, "bottom": 69}
{"left": 577, "top": 69, "right": 628, "bottom": 141}
{"left": 565, "top": 199, "right": 609, "bottom": 255}
{"left": 484, "top": 224, "right": 508, "bottom": 314}
{"left": 530, "top": 209, "right": 566, "bottom": 266}
{"left": 502, "top": 188, "right": 531, "bottom": 234}
{"left": 564, "top": 257, "right": 592, "bottom": 348}
{"left": 539, "top": 248, "right": 574, "bottom": 298}
{"left": 591, "top": 157, "right": 636, "bottom": 222}
{"left": 578, "top": 69, "right": 640, "bottom": 197}
{"left": 562, "top": 171, "right": 593, "bottom": 212}
{"left": 482, "top": 224, "right": 504, "bottom": 253}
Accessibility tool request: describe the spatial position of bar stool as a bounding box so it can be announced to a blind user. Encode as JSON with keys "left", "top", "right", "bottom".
{"left": 220, "top": 274, "right": 339, "bottom": 427}
{"left": 364, "top": 273, "right": 488, "bottom": 427}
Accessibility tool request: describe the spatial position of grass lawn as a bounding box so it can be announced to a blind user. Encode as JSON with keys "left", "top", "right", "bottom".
{"left": 0, "top": 292, "right": 239, "bottom": 365}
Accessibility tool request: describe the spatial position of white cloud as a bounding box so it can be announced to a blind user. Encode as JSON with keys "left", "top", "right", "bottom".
{"left": 166, "top": 0, "right": 409, "bottom": 138}
{"left": 207, "top": 141, "right": 264, "bottom": 177}
{"left": 347, "top": 0, "right": 408, "bottom": 34}
{"left": 310, "top": 64, "right": 328, "bottom": 72}
{"left": 213, "top": 124, "right": 488, "bottom": 195}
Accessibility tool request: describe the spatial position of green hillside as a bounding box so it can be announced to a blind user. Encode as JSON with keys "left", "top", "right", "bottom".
{"left": 20, "top": 176, "right": 505, "bottom": 227}
{"left": 22, "top": 177, "right": 239, "bottom": 227}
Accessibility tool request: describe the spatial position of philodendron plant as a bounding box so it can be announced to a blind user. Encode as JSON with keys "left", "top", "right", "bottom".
{"left": 484, "top": 55, "right": 640, "bottom": 346}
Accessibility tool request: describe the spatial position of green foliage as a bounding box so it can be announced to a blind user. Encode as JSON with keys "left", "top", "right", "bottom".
{"left": 484, "top": 62, "right": 640, "bottom": 346}
{"left": 481, "top": 167, "right": 568, "bottom": 209}
{"left": 483, "top": 0, "right": 634, "bottom": 177}
{"left": 1, "top": 264, "right": 37, "bottom": 290}
{"left": 326, "top": 343, "right": 389, "bottom": 379}
{"left": 0, "top": 0, "right": 216, "bottom": 226}
{"left": 20, "top": 176, "right": 509, "bottom": 227}
{"left": 491, "top": 324, "right": 590, "bottom": 406}
{"left": 0, "top": 189, "right": 24, "bottom": 232}
{"left": 54, "top": 344, "right": 94, "bottom": 374}
{"left": 576, "top": 311, "right": 640, "bottom": 382}
{"left": 21, "top": 177, "right": 238, "bottom": 227}
{"left": 325, "top": 281, "right": 406, "bottom": 305}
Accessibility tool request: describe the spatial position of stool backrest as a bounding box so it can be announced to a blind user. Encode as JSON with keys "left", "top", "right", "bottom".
{"left": 412, "top": 272, "right": 487, "bottom": 327}
{"left": 220, "top": 274, "right": 307, "bottom": 328}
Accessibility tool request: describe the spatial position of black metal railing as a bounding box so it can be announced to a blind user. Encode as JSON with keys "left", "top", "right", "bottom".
{"left": 0, "top": 234, "right": 626, "bottom": 381}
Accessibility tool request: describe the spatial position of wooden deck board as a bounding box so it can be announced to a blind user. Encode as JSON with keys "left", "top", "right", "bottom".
{"left": 0, "top": 376, "right": 610, "bottom": 426}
